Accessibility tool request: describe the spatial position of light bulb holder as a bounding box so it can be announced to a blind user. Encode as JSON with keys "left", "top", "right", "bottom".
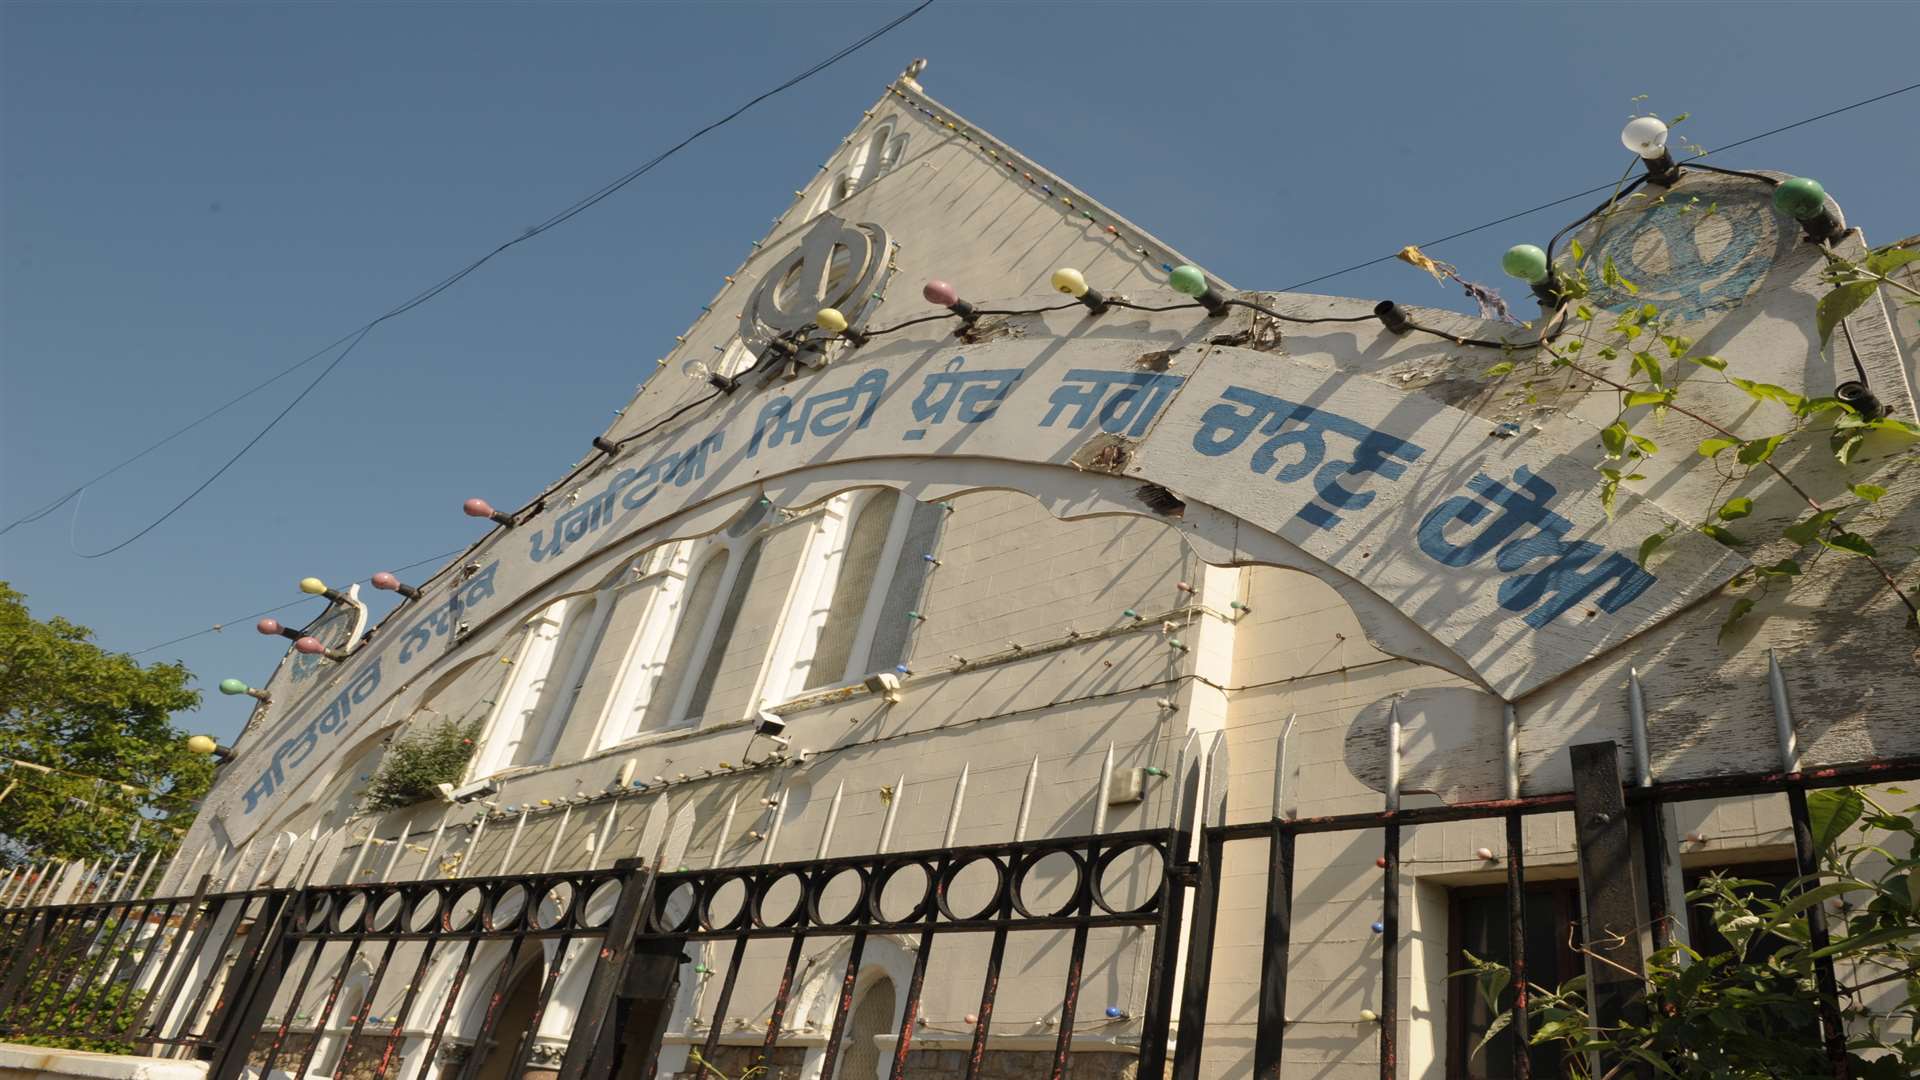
{"left": 1641, "top": 148, "right": 1682, "bottom": 186}
{"left": 1530, "top": 271, "right": 1565, "bottom": 309}
{"left": 464, "top": 499, "right": 516, "bottom": 528}
{"left": 1373, "top": 301, "right": 1413, "bottom": 336}
{"left": 592, "top": 436, "right": 619, "bottom": 456}
{"left": 1835, "top": 380, "right": 1886, "bottom": 421}
{"left": 1074, "top": 287, "right": 1110, "bottom": 314}
{"left": 372, "top": 573, "right": 424, "bottom": 601}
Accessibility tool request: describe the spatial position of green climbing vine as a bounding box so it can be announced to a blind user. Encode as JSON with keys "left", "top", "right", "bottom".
{"left": 1461, "top": 120, "right": 1920, "bottom": 641}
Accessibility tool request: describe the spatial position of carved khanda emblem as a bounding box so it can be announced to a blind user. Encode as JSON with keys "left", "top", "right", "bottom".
{"left": 742, "top": 214, "right": 891, "bottom": 345}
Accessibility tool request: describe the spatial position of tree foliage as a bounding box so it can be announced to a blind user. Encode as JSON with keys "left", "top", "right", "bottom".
{"left": 1457, "top": 786, "right": 1920, "bottom": 1078}
{"left": 0, "top": 581, "right": 213, "bottom": 863}
{"left": 360, "top": 717, "right": 479, "bottom": 812}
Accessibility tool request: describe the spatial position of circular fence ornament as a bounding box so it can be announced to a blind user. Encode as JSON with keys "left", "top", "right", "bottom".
{"left": 741, "top": 213, "right": 891, "bottom": 347}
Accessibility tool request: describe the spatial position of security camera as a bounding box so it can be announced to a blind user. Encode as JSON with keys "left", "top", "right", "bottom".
{"left": 862, "top": 672, "right": 902, "bottom": 704}
{"left": 436, "top": 777, "right": 501, "bottom": 804}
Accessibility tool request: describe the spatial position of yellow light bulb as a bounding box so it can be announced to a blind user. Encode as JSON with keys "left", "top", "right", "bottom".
{"left": 299, "top": 577, "right": 328, "bottom": 595}
{"left": 1050, "top": 267, "right": 1089, "bottom": 298}
{"left": 815, "top": 307, "right": 849, "bottom": 334}
{"left": 186, "top": 735, "right": 219, "bottom": 755}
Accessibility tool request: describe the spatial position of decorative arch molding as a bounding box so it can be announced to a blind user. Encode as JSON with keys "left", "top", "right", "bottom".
{"left": 203, "top": 204, "right": 1920, "bottom": 843}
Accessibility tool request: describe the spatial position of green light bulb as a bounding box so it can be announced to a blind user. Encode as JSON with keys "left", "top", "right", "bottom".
{"left": 1168, "top": 265, "right": 1208, "bottom": 298}
{"left": 1501, "top": 245, "right": 1550, "bottom": 284}
{"left": 218, "top": 678, "right": 249, "bottom": 696}
{"left": 1773, "top": 177, "right": 1827, "bottom": 221}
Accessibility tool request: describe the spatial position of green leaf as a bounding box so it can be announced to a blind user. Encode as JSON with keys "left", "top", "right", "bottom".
{"left": 1808, "top": 788, "right": 1865, "bottom": 855}
{"left": 1866, "top": 247, "right": 1920, "bottom": 276}
{"left": 1631, "top": 350, "right": 1665, "bottom": 388}
{"left": 1629, "top": 434, "right": 1658, "bottom": 456}
{"left": 1719, "top": 596, "right": 1756, "bottom": 641}
{"left": 1599, "top": 474, "right": 1620, "bottom": 519}
{"left": 1686, "top": 353, "right": 1727, "bottom": 370}
{"left": 1872, "top": 416, "right": 1920, "bottom": 438}
{"left": 1794, "top": 395, "right": 1851, "bottom": 418}
{"left": 1600, "top": 422, "right": 1629, "bottom": 459}
{"left": 1662, "top": 334, "right": 1693, "bottom": 359}
{"left": 1810, "top": 924, "right": 1917, "bottom": 960}
{"left": 1697, "top": 436, "right": 1738, "bottom": 458}
{"left": 1699, "top": 524, "right": 1743, "bottom": 548}
{"left": 1736, "top": 434, "right": 1788, "bottom": 465}
{"left": 1831, "top": 428, "right": 1868, "bottom": 466}
{"left": 1852, "top": 483, "right": 1887, "bottom": 502}
{"left": 1784, "top": 509, "right": 1839, "bottom": 544}
{"left": 1819, "top": 531, "right": 1878, "bottom": 557}
{"left": 1728, "top": 377, "right": 1806, "bottom": 411}
{"left": 1637, "top": 532, "right": 1667, "bottom": 567}
{"left": 1716, "top": 497, "right": 1753, "bottom": 520}
{"left": 1758, "top": 558, "right": 1802, "bottom": 578}
{"left": 1484, "top": 361, "right": 1515, "bottom": 377}
{"left": 1625, "top": 389, "right": 1672, "bottom": 409}
{"left": 1817, "top": 281, "right": 1878, "bottom": 346}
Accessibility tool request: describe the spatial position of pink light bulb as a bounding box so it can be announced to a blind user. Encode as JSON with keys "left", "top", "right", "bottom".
{"left": 964, "top": 1014, "right": 979, "bottom": 1026}
{"left": 256, "top": 619, "right": 282, "bottom": 636}
{"left": 923, "top": 280, "right": 959, "bottom": 307}
{"left": 371, "top": 572, "right": 400, "bottom": 591}
{"left": 294, "top": 637, "right": 325, "bottom": 655}
{"left": 463, "top": 498, "right": 495, "bottom": 519}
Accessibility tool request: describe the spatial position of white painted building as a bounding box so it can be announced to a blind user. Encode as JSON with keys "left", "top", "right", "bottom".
{"left": 154, "top": 64, "right": 1920, "bottom": 1080}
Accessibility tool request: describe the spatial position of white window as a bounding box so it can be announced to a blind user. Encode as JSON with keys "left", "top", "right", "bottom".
{"left": 470, "top": 596, "right": 597, "bottom": 777}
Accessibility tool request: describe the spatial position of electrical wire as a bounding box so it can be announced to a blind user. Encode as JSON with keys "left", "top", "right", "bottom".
{"left": 3, "top": 0, "right": 937, "bottom": 550}
{"left": 1277, "top": 80, "right": 1920, "bottom": 293}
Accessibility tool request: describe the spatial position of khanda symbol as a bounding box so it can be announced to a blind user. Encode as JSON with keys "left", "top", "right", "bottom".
{"left": 741, "top": 213, "right": 892, "bottom": 346}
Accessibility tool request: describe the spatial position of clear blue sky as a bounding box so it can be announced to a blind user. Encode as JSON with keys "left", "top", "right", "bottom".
{"left": 4, "top": 1, "right": 1917, "bottom": 745}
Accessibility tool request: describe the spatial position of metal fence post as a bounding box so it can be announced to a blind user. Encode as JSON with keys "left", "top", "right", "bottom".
{"left": 559, "top": 857, "right": 657, "bottom": 1078}
{"left": 1569, "top": 741, "right": 1648, "bottom": 1077}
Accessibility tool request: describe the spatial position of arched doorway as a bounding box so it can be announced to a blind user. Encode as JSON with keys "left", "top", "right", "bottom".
{"left": 834, "top": 976, "right": 895, "bottom": 1080}
{"left": 470, "top": 961, "right": 551, "bottom": 1080}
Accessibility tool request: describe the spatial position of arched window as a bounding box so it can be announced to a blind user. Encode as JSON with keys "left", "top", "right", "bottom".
{"left": 809, "top": 118, "right": 904, "bottom": 219}
{"left": 470, "top": 596, "right": 597, "bottom": 777}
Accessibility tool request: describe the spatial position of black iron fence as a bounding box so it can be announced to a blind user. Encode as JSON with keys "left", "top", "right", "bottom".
{"left": 2, "top": 746, "right": 1916, "bottom": 1079}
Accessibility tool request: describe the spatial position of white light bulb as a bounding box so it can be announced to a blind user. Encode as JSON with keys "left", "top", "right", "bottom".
{"left": 1621, "top": 117, "right": 1669, "bottom": 160}
{"left": 682, "top": 358, "right": 713, "bottom": 384}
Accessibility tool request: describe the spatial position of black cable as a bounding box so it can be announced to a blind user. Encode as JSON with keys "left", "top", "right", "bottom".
{"left": 1279, "top": 80, "right": 1920, "bottom": 294}
{"left": 127, "top": 546, "right": 468, "bottom": 658}
{"left": 6, "top": 0, "right": 936, "bottom": 548}
{"left": 1679, "top": 162, "right": 1780, "bottom": 185}
{"left": 1221, "top": 298, "right": 1377, "bottom": 325}
{"left": 1545, "top": 173, "right": 1648, "bottom": 264}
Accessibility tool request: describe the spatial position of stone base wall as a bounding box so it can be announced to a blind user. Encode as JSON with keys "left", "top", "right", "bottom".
{"left": 658, "top": 1047, "right": 1137, "bottom": 1080}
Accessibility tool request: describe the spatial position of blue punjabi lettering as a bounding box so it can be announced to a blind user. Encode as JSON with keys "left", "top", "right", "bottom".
{"left": 903, "top": 358, "right": 1020, "bottom": 441}
{"left": 1040, "top": 370, "right": 1184, "bottom": 438}
{"left": 747, "top": 368, "right": 888, "bottom": 456}
{"left": 1191, "top": 386, "right": 1425, "bottom": 530}
{"left": 242, "top": 659, "right": 383, "bottom": 814}
{"left": 1416, "top": 467, "right": 1657, "bottom": 628}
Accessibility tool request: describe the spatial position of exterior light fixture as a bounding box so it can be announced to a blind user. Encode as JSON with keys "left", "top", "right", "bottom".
{"left": 1501, "top": 244, "right": 1563, "bottom": 307}
{"left": 298, "top": 577, "right": 349, "bottom": 604}
{"left": 294, "top": 636, "right": 345, "bottom": 662}
{"left": 1051, "top": 267, "right": 1109, "bottom": 313}
{"left": 463, "top": 498, "right": 516, "bottom": 527}
{"left": 1620, "top": 117, "right": 1681, "bottom": 185}
{"left": 256, "top": 618, "right": 303, "bottom": 642}
{"left": 814, "top": 307, "right": 870, "bottom": 346}
{"left": 1773, "top": 177, "right": 1844, "bottom": 242}
{"left": 592, "top": 436, "right": 619, "bottom": 456}
{"left": 863, "top": 672, "right": 904, "bottom": 704}
{"left": 682, "top": 358, "right": 740, "bottom": 394}
{"left": 923, "top": 280, "right": 979, "bottom": 324}
{"left": 219, "top": 678, "right": 271, "bottom": 703}
{"left": 371, "top": 572, "right": 423, "bottom": 601}
{"left": 1835, "top": 380, "right": 1886, "bottom": 421}
{"left": 186, "top": 734, "right": 232, "bottom": 762}
{"left": 1168, "top": 265, "right": 1227, "bottom": 316}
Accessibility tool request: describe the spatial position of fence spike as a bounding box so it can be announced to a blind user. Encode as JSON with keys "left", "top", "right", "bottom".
{"left": 943, "top": 763, "right": 970, "bottom": 848}
{"left": 764, "top": 783, "right": 791, "bottom": 865}
{"left": 590, "top": 801, "right": 621, "bottom": 872}
{"left": 0, "top": 866, "right": 21, "bottom": 908}
{"left": 381, "top": 823, "right": 413, "bottom": 882}
{"left": 713, "top": 795, "right": 739, "bottom": 869}
{"left": 635, "top": 794, "right": 668, "bottom": 863}
{"left": 456, "top": 812, "right": 491, "bottom": 880}
{"left": 341, "top": 827, "right": 374, "bottom": 885}
{"left": 1768, "top": 649, "right": 1800, "bottom": 773}
{"left": 540, "top": 804, "right": 573, "bottom": 874}
{"left": 1626, "top": 669, "right": 1651, "bottom": 789}
{"left": 1014, "top": 756, "right": 1039, "bottom": 841}
{"left": 1273, "top": 713, "right": 1298, "bottom": 819}
{"left": 878, "top": 775, "right": 905, "bottom": 854}
{"left": 1385, "top": 698, "right": 1403, "bottom": 814}
{"left": 1094, "top": 745, "right": 1116, "bottom": 835}
{"left": 818, "top": 782, "right": 845, "bottom": 859}
{"left": 499, "top": 807, "right": 531, "bottom": 875}
{"left": 176, "top": 845, "right": 209, "bottom": 895}
{"left": 419, "top": 810, "right": 453, "bottom": 882}
{"left": 247, "top": 836, "right": 283, "bottom": 891}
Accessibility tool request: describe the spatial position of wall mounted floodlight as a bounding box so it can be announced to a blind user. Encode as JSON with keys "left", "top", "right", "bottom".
{"left": 862, "top": 672, "right": 903, "bottom": 704}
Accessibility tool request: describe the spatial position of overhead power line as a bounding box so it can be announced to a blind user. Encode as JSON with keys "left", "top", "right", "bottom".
{"left": 1280, "top": 79, "right": 1920, "bottom": 292}
{"left": 2, "top": 0, "right": 937, "bottom": 552}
